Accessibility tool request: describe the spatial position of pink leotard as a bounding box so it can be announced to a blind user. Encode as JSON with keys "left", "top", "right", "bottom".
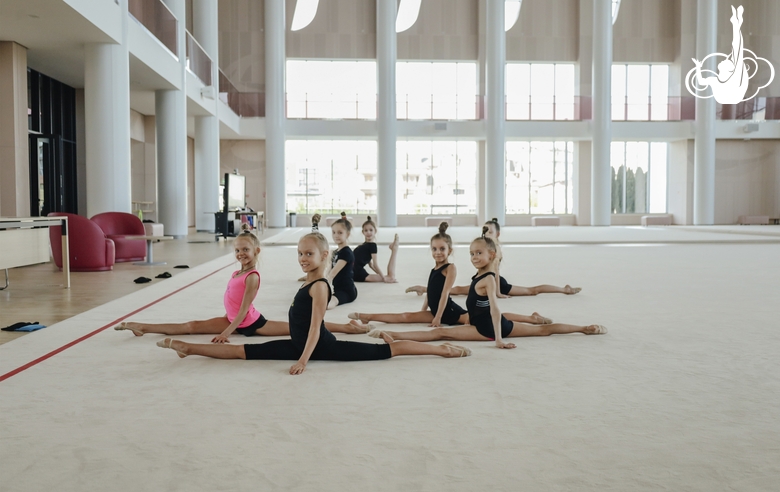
{"left": 224, "top": 270, "right": 261, "bottom": 327}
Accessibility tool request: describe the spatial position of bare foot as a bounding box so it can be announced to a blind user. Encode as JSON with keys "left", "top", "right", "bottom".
{"left": 114, "top": 322, "right": 144, "bottom": 336}
{"left": 347, "top": 319, "right": 370, "bottom": 334}
{"left": 156, "top": 338, "right": 188, "bottom": 357}
{"left": 583, "top": 324, "right": 607, "bottom": 335}
{"left": 532, "top": 312, "right": 553, "bottom": 325}
{"left": 441, "top": 342, "right": 471, "bottom": 358}
{"left": 564, "top": 285, "right": 582, "bottom": 295}
{"left": 405, "top": 285, "right": 426, "bottom": 296}
{"left": 389, "top": 234, "right": 399, "bottom": 251}
{"left": 383, "top": 276, "right": 398, "bottom": 284}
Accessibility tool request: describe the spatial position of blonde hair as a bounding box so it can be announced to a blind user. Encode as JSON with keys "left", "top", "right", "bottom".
{"left": 234, "top": 223, "right": 261, "bottom": 267}
{"left": 303, "top": 213, "right": 329, "bottom": 253}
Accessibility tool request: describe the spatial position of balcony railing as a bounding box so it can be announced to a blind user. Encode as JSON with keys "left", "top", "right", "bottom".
{"left": 128, "top": 0, "right": 177, "bottom": 55}
{"left": 215, "top": 74, "right": 780, "bottom": 123}
{"left": 218, "top": 70, "right": 264, "bottom": 117}
{"left": 185, "top": 31, "right": 212, "bottom": 86}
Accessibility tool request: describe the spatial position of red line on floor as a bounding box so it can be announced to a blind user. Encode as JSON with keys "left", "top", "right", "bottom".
{"left": 0, "top": 262, "right": 234, "bottom": 383}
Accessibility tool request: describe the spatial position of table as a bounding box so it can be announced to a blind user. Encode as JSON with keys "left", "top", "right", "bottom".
{"left": 126, "top": 235, "right": 173, "bottom": 266}
{"left": 235, "top": 211, "right": 264, "bottom": 232}
{"left": 0, "top": 216, "right": 70, "bottom": 289}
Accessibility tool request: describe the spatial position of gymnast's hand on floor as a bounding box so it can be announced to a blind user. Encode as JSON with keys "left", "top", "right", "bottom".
{"left": 290, "top": 361, "right": 307, "bottom": 375}
{"left": 429, "top": 316, "right": 443, "bottom": 327}
{"left": 497, "top": 293, "right": 511, "bottom": 299}
{"left": 211, "top": 334, "right": 230, "bottom": 344}
{"left": 495, "top": 341, "right": 516, "bottom": 349}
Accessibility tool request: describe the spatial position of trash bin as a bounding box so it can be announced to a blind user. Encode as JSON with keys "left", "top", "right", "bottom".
{"left": 288, "top": 212, "right": 297, "bottom": 227}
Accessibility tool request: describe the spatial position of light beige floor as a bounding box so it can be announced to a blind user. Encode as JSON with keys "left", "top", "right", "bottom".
{"left": 0, "top": 232, "right": 253, "bottom": 345}
{"left": 1, "top": 226, "right": 779, "bottom": 491}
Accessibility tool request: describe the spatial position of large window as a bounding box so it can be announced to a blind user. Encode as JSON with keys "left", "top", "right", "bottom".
{"left": 612, "top": 64, "right": 669, "bottom": 121}
{"left": 506, "top": 64, "right": 576, "bottom": 120}
{"left": 286, "top": 140, "right": 377, "bottom": 214}
{"left": 506, "top": 141, "right": 574, "bottom": 214}
{"left": 396, "top": 62, "right": 477, "bottom": 120}
{"left": 611, "top": 142, "right": 667, "bottom": 213}
{"left": 286, "top": 60, "right": 377, "bottom": 119}
{"left": 396, "top": 141, "right": 477, "bottom": 215}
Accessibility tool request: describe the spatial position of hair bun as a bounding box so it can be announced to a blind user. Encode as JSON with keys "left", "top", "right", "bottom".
{"left": 240, "top": 223, "right": 251, "bottom": 232}
{"left": 438, "top": 221, "right": 449, "bottom": 234}
{"left": 340, "top": 211, "right": 347, "bottom": 218}
{"left": 366, "top": 215, "right": 371, "bottom": 221}
{"left": 311, "top": 213, "right": 321, "bottom": 231}
{"left": 481, "top": 225, "right": 490, "bottom": 237}
{"left": 491, "top": 218, "right": 498, "bottom": 223}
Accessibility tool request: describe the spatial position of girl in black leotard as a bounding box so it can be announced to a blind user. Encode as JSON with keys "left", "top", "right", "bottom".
{"left": 156, "top": 227, "right": 472, "bottom": 373}
{"left": 405, "top": 219, "right": 582, "bottom": 298}
{"left": 368, "top": 227, "right": 607, "bottom": 348}
{"left": 352, "top": 216, "right": 400, "bottom": 283}
{"left": 328, "top": 212, "right": 358, "bottom": 309}
{"left": 349, "top": 223, "right": 548, "bottom": 329}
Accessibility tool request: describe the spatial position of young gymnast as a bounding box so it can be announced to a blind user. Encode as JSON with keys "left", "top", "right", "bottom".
{"left": 115, "top": 223, "right": 365, "bottom": 341}
{"left": 405, "top": 218, "right": 581, "bottom": 298}
{"left": 369, "top": 226, "right": 606, "bottom": 348}
{"left": 347, "top": 222, "right": 552, "bottom": 329}
{"left": 156, "top": 228, "right": 472, "bottom": 374}
{"left": 327, "top": 212, "right": 357, "bottom": 309}
{"left": 352, "top": 216, "right": 400, "bottom": 283}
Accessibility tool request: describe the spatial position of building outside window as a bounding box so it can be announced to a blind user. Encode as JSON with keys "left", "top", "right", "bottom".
{"left": 396, "top": 141, "right": 477, "bottom": 214}
{"left": 286, "top": 140, "right": 377, "bottom": 214}
{"left": 506, "top": 141, "right": 574, "bottom": 214}
{"left": 611, "top": 141, "right": 668, "bottom": 213}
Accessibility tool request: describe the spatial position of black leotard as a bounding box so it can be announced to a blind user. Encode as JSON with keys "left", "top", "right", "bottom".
{"left": 243, "top": 279, "right": 391, "bottom": 361}
{"left": 352, "top": 242, "right": 377, "bottom": 282}
{"left": 466, "top": 272, "right": 513, "bottom": 340}
{"left": 331, "top": 247, "right": 358, "bottom": 304}
{"left": 499, "top": 276, "right": 512, "bottom": 296}
{"left": 426, "top": 263, "right": 467, "bottom": 325}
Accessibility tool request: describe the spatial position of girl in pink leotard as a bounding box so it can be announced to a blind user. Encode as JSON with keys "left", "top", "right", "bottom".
{"left": 115, "top": 223, "right": 365, "bottom": 342}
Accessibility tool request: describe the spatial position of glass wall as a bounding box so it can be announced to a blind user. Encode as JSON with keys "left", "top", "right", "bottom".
{"left": 396, "top": 141, "right": 478, "bottom": 214}
{"left": 612, "top": 64, "right": 669, "bottom": 121}
{"left": 286, "top": 60, "right": 377, "bottom": 119}
{"left": 506, "top": 64, "right": 576, "bottom": 120}
{"left": 285, "top": 140, "right": 378, "bottom": 214}
{"left": 506, "top": 141, "right": 574, "bottom": 214}
{"left": 611, "top": 142, "right": 667, "bottom": 213}
{"left": 396, "top": 62, "right": 477, "bottom": 119}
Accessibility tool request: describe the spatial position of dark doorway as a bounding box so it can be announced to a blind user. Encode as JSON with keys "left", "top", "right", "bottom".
{"left": 28, "top": 69, "right": 78, "bottom": 216}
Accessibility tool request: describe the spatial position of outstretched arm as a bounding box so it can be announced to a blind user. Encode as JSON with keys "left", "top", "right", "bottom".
{"left": 368, "top": 253, "right": 385, "bottom": 279}
{"left": 484, "top": 278, "right": 515, "bottom": 349}
{"left": 212, "top": 273, "right": 259, "bottom": 344}
{"left": 431, "top": 264, "right": 457, "bottom": 327}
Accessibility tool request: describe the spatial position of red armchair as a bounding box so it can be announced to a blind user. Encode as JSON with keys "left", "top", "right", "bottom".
{"left": 48, "top": 213, "right": 115, "bottom": 272}
{"left": 91, "top": 212, "right": 146, "bottom": 262}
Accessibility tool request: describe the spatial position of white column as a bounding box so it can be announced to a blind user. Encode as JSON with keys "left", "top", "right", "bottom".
{"left": 265, "top": 0, "right": 286, "bottom": 228}
{"left": 194, "top": 0, "right": 220, "bottom": 231}
{"left": 376, "top": 0, "right": 397, "bottom": 226}
{"left": 156, "top": 0, "right": 188, "bottom": 237}
{"left": 0, "top": 42, "right": 30, "bottom": 217}
{"left": 591, "top": 0, "right": 612, "bottom": 226}
{"left": 84, "top": 0, "right": 131, "bottom": 216}
{"left": 485, "top": 0, "right": 505, "bottom": 225}
{"left": 693, "top": 0, "right": 716, "bottom": 225}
